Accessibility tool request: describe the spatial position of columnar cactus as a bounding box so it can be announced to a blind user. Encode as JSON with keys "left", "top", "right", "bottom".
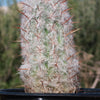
{"left": 19, "top": 0, "right": 80, "bottom": 93}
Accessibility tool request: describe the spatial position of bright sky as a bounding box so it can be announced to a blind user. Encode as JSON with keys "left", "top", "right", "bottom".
{"left": 0, "top": 0, "right": 23, "bottom": 6}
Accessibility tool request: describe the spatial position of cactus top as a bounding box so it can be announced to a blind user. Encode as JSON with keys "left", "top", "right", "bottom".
{"left": 19, "top": 0, "right": 80, "bottom": 93}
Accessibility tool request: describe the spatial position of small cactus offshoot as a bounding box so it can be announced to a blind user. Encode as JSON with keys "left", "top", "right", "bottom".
{"left": 19, "top": 0, "right": 80, "bottom": 93}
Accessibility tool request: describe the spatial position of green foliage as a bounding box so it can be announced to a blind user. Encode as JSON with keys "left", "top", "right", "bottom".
{"left": 0, "top": 0, "right": 22, "bottom": 89}
{"left": 69, "top": 0, "right": 100, "bottom": 61}
{"left": 69, "top": 0, "right": 100, "bottom": 88}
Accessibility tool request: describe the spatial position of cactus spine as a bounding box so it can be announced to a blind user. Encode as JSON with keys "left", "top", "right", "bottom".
{"left": 19, "top": 0, "right": 80, "bottom": 93}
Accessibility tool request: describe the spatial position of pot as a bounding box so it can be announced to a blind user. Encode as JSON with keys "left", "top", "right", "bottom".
{"left": 0, "top": 88, "right": 100, "bottom": 100}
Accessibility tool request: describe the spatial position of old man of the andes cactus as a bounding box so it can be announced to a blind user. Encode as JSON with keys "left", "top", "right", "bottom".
{"left": 19, "top": 0, "right": 80, "bottom": 93}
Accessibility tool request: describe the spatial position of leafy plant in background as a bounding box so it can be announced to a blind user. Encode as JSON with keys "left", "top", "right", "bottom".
{"left": 69, "top": 0, "right": 100, "bottom": 88}
{"left": 0, "top": 0, "right": 22, "bottom": 89}
{"left": 70, "top": 0, "right": 100, "bottom": 61}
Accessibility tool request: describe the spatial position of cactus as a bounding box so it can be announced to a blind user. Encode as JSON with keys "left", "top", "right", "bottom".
{"left": 19, "top": 0, "right": 80, "bottom": 93}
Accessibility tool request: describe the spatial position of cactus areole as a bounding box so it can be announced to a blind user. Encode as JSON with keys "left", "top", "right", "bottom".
{"left": 19, "top": 0, "right": 80, "bottom": 93}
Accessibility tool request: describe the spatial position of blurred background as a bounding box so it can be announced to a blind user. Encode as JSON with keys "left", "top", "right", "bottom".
{"left": 0, "top": 0, "right": 100, "bottom": 89}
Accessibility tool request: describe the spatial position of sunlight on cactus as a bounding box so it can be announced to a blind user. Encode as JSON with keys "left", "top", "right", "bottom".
{"left": 19, "top": 0, "right": 80, "bottom": 93}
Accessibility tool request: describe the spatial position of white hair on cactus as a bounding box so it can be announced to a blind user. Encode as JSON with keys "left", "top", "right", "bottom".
{"left": 19, "top": 0, "right": 80, "bottom": 93}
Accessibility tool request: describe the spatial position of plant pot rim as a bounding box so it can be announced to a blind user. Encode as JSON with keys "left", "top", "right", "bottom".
{"left": 0, "top": 88, "right": 100, "bottom": 97}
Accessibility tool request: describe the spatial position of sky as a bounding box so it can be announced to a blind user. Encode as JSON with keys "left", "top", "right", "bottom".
{"left": 0, "top": 0, "right": 23, "bottom": 6}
